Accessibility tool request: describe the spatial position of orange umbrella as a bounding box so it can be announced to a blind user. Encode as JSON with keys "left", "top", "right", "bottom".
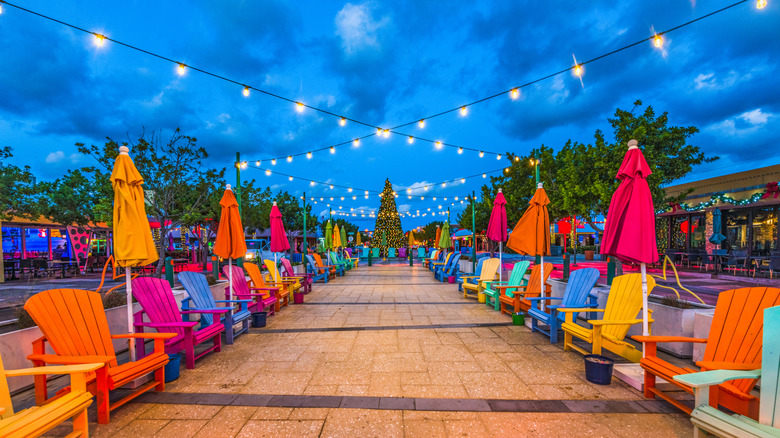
{"left": 213, "top": 185, "right": 247, "bottom": 299}
{"left": 507, "top": 183, "right": 550, "bottom": 296}
{"left": 111, "top": 145, "right": 158, "bottom": 359}
{"left": 434, "top": 226, "right": 441, "bottom": 249}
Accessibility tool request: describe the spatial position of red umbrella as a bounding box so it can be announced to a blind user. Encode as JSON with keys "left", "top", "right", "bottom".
{"left": 270, "top": 202, "right": 290, "bottom": 253}
{"left": 486, "top": 188, "right": 508, "bottom": 281}
{"left": 601, "top": 140, "right": 658, "bottom": 338}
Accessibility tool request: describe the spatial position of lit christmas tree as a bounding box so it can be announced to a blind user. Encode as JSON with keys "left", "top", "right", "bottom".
{"left": 374, "top": 179, "right": 405, "bottom": 253}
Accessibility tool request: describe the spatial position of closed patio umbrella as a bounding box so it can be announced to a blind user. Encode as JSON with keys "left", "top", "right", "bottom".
{"left": 324, "top": 221, "right": 333, "bottom": 251}
{"left": 355, "top": 231, "right": 362, "bottom": 246}
{"left": 601, "top": 140, "right": 659, "bottom": 342}
{"left": 438, "top": 221, "right": 451, "bottom": 249}
{"left": 408, "top": 229, "right": 415, "bottom": 246}
{"left": 507, "top": 182, "right": 550, "bottom": 299}
{"left": 434, "top": 226, "right": 441, "bottom": 249}
{"left": 270, "top": 201, "right": 290, "bottom": 268}
{"left": 340, "top": 226, "right": 347, "bottom": 250}
{"left": 709, "top": 209, "right": 726, "bottom": 244}
{"left": 111, "top": 145, "right": 159, "bottom": 359}
{"left": 333, "top": 224, "right": 342, "bottom": 248}
{"left": 487, "top": 188, "right": 508, "bottom": 281}
{"left": 214, "top": 185, "right": 248, "bottom": 301}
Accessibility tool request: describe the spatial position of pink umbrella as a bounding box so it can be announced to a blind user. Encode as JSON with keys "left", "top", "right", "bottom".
{"left": 270, "top": 202, "right": 290, "bottom": 260}
{"left": 486, "top": 188, "right": 508, "bottom": 281}
{"left": 601, "top": 140, "right": 658, "bottom": 339}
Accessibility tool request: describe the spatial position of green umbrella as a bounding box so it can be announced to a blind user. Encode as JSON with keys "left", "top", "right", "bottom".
{"left": 325, "top": 220, "right": 333, "bottom": 250}
{"left": 340, "top": 227, "right": 347, "bottom": 248}
{"left": 438, "top": 221, "right": 451, "bottom": 249}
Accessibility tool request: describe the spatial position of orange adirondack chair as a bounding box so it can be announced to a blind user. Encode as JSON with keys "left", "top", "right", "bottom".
{"left": 244, "top": 262, "right": 289, "bottom": 312}
{"left": 498, "top": 263, "right": 553, "bottom": 315}
{"left": 635, "top": 287, "right": 780, "bottom": 418}
{"left": 312, "top": 253, "right": 337, "bottom": 278}
{"left": 24, "top": 289, "right": 175, "bottom": 424}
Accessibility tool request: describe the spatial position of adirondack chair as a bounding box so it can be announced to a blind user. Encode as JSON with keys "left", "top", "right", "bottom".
{"left": 334, "top": 251, "right": 357, "bottom": 269}
{"left": 417, "top": 247, "right": 426, "bottom": 259}
{"left": 279, "top": 257, "right": 313, "bottom": 293}
{"left": 462, "top": 258, "right": 500, "bottom": 300}
{"left": 265, "top": 259, "right": 301, "bottom": 295}
{"left": 498, "top": 262, "right": 553, "bottom": 315}
{"left": 527, "top": 267, "right": 600, "bottom": 343}
{"left": 427, "top": 250, "right": 445, "bottom": 271}
{"left": 0, "top": 355, "right": 100, "bottom": 437}
{"left": 561, "top": 273, "right": 657, "bottom": 363}
{"left": 327, "top": 252, "right": 349, "bottom": 274}
{"left": 432, "top": 252, "right": 455, "bottom": 280}
{"left": 360, "top": 248, "right": 369, "bottom": 259}
{"left": 313, "top": 253, "right": 340, "bottom": 277}
{"left": 674, "top": 305, "right": 780, "bottom": 437}
{"left": 308, "top": 253, "right": 334, "bottom": 279}
{"left": 399, "top": 247, "right": 407, "bottom": 258}
{"left": 306, "top": 254, "right": 329, "bottom": 283}
{"left": 132, "top": 277, "right": 226, "bottom": 370}
{"left": 24, "top": 289, "right": 174, "bottom": 424}
{"left": 242, "top": 263, "right": 285, "bottom": 312}
{"left": 436, "top": 253, "right": 461, "bottom": 282}
{"left": 424, "top": 250, "right": 439, "bottom": 269}
{"left": 636, "top": 287, "right": 780, "bottom": 417}
{"left": 371, "top": 248, "right": 380, "bottom": 259}
{"left": 388, "top": 248, "right": 397, "bottom": 259}
{"left": 178, "top": 271, "right": 251, "bottom": 345}
{"left": 483, "top": 261, "right": 530, "bottom": 311}
{"left": 458, "top": 256, "right": 488, "bottom": 291}
{"left": 342, "top": 250, "right": 360, "bottom": 268}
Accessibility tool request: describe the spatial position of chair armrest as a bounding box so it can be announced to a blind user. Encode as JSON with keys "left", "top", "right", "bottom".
{"left": 4, "top": 363, "right": 105, "bottom": 377}
{"left": 525, "top": 297, "right": 563, "bottom": 302}
{"left": 494, "top": 284, "right": 522, "bottom": 290}
{"left": 632, "top": 336, "right": 707, "bottom": 344}
{"left": 695, "top": 361, "right": 763, "bottom": 371}
{"left": 590, "top": 318, "right": 649, "bottom": 326}
{"left": 459, "top": 275, "right": 479, "bottom": 279}
{"left": 558, "top": 308, "right": 605, "bottom": 313}
{"left": 112, "top": 332, "right": 177, "bottom": 340}
{"left": 214, "top": 299, "right": 253, "bottom": 304}
{"left": 135, "top": 321, "right": 199, "bottom": 328}
{"left": 27, "top": 354, "right": 114, "bottom": 365}
{"left": 181, "top": 308, "right": 231, "bottom": 315}
{"left": 674, "top": 369, "right": 762, "bottom": 388}
{"left": 249, "top": 286, "right": 281, "bottom": 291}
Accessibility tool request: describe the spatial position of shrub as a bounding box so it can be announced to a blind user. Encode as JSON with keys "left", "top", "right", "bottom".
{"left": 103, "top": 291, "right": 129, "bottom": 309}
{"left": 659, "top": 295, "right": 693, "bottom": 309}
{"left": 205, "top": 274, "right": 217, "bottom": 286}
{"left": 16, "top": 308, "right": 37, "bottom": 329}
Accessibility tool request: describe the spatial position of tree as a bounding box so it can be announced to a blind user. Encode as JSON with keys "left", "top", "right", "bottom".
{"left": 45, "top": 169, "right": 112, "bottom": 227}
{"left": 416, "top": 221, "right": 443, "bottom": 245}
{"left": 319, "top": 218, "right": 358, "bottom": 243}
{"left": 180, "top": 169, "right": 227, "bottom": 270}
{"left": 0, "top": 147, "right": 43, "bottom": 221}
{"left": 274, "top": 190, "right": 319, "bottom": 254}
{"left": 373, "top": 179, "right": 404, "bottom": 251}
{"left": 78, "top": 128, "right": 218, "bottom": 274}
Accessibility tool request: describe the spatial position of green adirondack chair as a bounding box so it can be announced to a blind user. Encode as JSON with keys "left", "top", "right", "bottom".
{"left": 329, "top": 251, "right": 351, "bottom": 272}
{"left": 482, "top": 261, "right": 530, "bottom": 311}
{"left": 674, "top": 305, "right": 780, "bottom": 438}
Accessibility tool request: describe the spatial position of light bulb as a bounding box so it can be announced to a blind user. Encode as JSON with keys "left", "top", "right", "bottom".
{"left": 348, "top": 188, "right": 353, "bottom": 192}
{"left": 461, "top": 178, "right": 466, "bottom": 183}
{"left": 383, "top": 129, "right": 390, "bottom": 137}
{"left": 483, "top": 173, "right": 487, "bottom": 178}
{"left": 377, "top": 127, "right": 382, "bottom": 135}
{"left": 458, "top": 147, "right": 463, "bottom": 154}
{"left": 177, "top": 64, "right": 187, "bottom": 76}
{"left": 515, "top": 156, "right": 520, "bottom": 162}
{"left": 510, "top": 88, "right": 519, "bottom": 99}
{"left": 408, "top": 136, "right": 414, "bottom": 144}
{"left": 419, "top": 119, "right": 425, "bottom": 128}
{"left": 757, "top": 0, "right": 767, "bottom": 8}
{"left": 296, "top": 102, "right": 305, "bottom": 112}
{"left": 330, "top": 146, "right": 335, "bottom": 154}
{"left": 340, "top": 117, "right": 347, "bottom": 126}
{"left": 289, "top": 176, "right": 294, "bottom": 181}
{"left": 265, "top": 170, "right": 272, "bottom": 176}
{"left": 307, "top": 152, "right": 312, "bottom": 159}
{"left": 271, "top": 159, "right": 277, "bottom": 165}
{"left": 311, "top": 181, "right": 316, "bottom": 186}
{"left": 94, "top": 34, "right": 106, "bottom": 47}
{"left": 435, "top": 141, "right": 443, "bottom": 149}
{"left": 497, "top": 154, "right": 502, "bottom": 160}
{"left": 243, "top": 86, "right": 250, "bottom": 97}
{"left": 287, "top": 155, "right": 293, "bottom": 162}
{"left": 255, "top": 161, "right": 261, "bottom": 166}
{"left": 479, "top": 151, "right": 484, "bottom": 158}
{"left": 330, "top": 185, "right": 334, "bottom": 189}
{"left": 653, "top": 34, "right": 663, "bottom": 48}
{"left": 460, "top": 106, "right": 468, "bottom": 116}
{"left": 574, "top": 64, "right": 583, "bottom": 77}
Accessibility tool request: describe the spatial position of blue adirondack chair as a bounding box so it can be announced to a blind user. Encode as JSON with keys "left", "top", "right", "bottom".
{"left": 483, "top": 261, "right": 530, "bottom": 311}
{"left": 458, "top": 256, "right": 488, "bottom": 291}
{"left": 432, "top": 252, "right": 453, "bottom": 277}
{"left": 436, "top": 253, "right": 461, "bottom": 282}
{"left": 178, "top": 272, "right": 252, "bottom": 345}
{"left": 527, "top": 268, "right": 600, "bottom": 343}
{"left": 360, "top": 248, "right": 369, "bottom": 259}
{"left": 428, "top": 250, "right": 445, "bottom": 272}
{"left": 417, "top": 247, "right": 426, "bottom": 259}
{"left": 306, "top": 255, "right": 328, "bottom": 283}
{"left": 388, "top": 248, "right": 397, "bottom": 259}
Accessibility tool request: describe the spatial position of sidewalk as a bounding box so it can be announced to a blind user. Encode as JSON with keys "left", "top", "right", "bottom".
{"left": 37, "top": 264, "right": 692, "bottom": 437}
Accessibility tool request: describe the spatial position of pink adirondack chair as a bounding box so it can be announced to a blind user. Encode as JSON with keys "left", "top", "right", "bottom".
{"left": 223, "top": 264, "right": 278, "bottom": 314}
{"left": 279, "top": 258, "right": 312, "bottom": 293}
{"left": 132, "top": 277, "right": 227, "bottom": 369}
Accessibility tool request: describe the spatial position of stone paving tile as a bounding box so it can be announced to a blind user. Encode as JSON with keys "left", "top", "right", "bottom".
{"left": 235, "top": 420, "right": 324, "bottom": 438}
{"left": 320, "top": 408, "right": 404, "bottom": 438}
{"left": 155, "top": 419, "right": 208, "bottom": 438}
{"left": 192, "top": 406, "right": 258, "bottom": 438}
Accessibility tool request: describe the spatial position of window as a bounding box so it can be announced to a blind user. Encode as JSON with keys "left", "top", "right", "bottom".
{"left": 752, "top": 207, "right": 778, "bottom": 256}
{"left": 724, "top": 210, "right": 749, "bottom": 251}
{"left": 2, "top": 226, "right": 22, "bottom": 259}
{"left": 689, "top": 214, "right": 706, "bottom": 250}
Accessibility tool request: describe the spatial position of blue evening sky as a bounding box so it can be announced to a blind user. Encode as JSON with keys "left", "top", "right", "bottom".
{"left": 1, "top": 1, "right": 778, "bottom": 230}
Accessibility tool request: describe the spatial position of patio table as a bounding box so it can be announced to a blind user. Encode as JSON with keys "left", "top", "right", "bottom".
{"left": 3, "top": 260, "right": 19, "bottom": 281}
{"left": 749, "top": 256, "right": 769, "bottom": 276}
{"left": 49, "top": 260, "right": 78, "bottom": 278}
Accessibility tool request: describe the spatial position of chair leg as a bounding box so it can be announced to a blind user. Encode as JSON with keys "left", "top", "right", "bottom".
{"left": 96, "top": 367, "right": 110, "bottom": 424}
{"left": 72, "top": 406, "right": 88, "bottom": 436}
{"left": 155, "top": 366, "right": 165, "bottom": 392}
{"left": 644, "top": 372, "right": 656, "bottom": 399}
{"left": 549, "top": 318, "right": 559, "bottom": 344}
{"left": 185, "top": 336, "right": 196, "bottom": 369}
{"left": 214, "top": 332, "right": 222, "bottom": 353}
{"left": 563, "top": 331, "right": 572, "bottom": 352}
{"left": 224, "top": 313, "right": 234, "bottom": 345}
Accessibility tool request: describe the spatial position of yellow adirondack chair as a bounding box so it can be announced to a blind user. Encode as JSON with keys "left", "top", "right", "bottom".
{"left": 561, "top": 273, "right": 656, "bottom": 363}
{"left": 264, "top": 259, "right": 301, "bottom": 295}
{"left": 0, "top": 355, "right": 101, "bottom": 437}
{"left": 462, "top": 258, "right": 500, "bottom": 300}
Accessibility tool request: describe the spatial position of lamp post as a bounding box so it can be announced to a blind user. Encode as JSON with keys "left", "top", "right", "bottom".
{"left": 471, "top": 191, "right": 476, "bottom": 273}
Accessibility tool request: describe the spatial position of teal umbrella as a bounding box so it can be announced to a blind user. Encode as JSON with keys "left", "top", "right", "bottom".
{"left": 325, "top": 220, "right": 333, "bottom": 250}
{"left": 438, "top": 221, "right": 451, "bottom": 249}
{"left": 709, "top": 209, "right": 726, "bottom": 244}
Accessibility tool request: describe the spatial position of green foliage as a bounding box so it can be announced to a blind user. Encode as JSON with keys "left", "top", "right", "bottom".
{"left": 0, "top": 146, "right": 43, "bottom": 221}
{"left": 44, "top": 169, "right": 112, "bottom": 226}
{"left": 15, "top": 308, "right": 37, "bottom": 329}
{"left": 373, "top": 179, "right": 404, "bottom": 250}
{"left": 416, "top": 221, "right": 443, "bottom": 245}
{"left": 320, "top": 218, "right": 358, "bottom": 239}
{"left": 103, "top": 291, "right": 128, "bottom": 309}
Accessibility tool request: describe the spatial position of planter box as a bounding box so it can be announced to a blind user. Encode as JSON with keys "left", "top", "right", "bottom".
{"left": 693, "top": 311, "right": 716, "bottom": 362}
{"left": 0, "top": 289, "right": 187, "bottom": 394}
{"left": 293, "top": 264, "right": 305, "bottom": 274}
{"left": 627, "top": 299, "right": 713, "bottom": 358}
{"left": 584, "top": 250, "right": 595, "bottom": 260}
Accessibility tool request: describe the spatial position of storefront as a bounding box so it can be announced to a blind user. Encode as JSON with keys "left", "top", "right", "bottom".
{"left": 1, "top": 216, "right": 110, "bottom": 261}
{"left": 657, "top": 164, "right": 780, "bottom": 257}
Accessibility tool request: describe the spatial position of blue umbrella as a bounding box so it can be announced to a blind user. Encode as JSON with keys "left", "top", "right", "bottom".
{"left": 709, "top": 209, "right": 726, "bottom": 244}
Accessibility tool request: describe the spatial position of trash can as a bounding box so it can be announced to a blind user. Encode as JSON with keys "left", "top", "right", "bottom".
{"left": 251, "top": 312, "right": 268, "bottom": 328}
{"left": 164, "top": 354, "right": 181, "bottom": 382}
{"left": 512, "top": 313, "right": 525, "bottom": 326}
{"left": 477, "top": 292, "right": 486, "bottom": 303}
{"left": 584, "top": 354, "right": 614, "bottom": 385}
{"left": 293, "top": 293, "right": 304, "bottom": 304}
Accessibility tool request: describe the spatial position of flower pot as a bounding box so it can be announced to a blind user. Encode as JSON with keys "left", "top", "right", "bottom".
{"left": 293, "top": 293, "right": 304, "bottom": 304}
{"left": 448, "top": 275, "right": 456, "bottom": 284}
{"left": 584, "top": 354, "right": 614, "bottom": 385}
{"left": 164, "top": 354, "right": 182, "bottom": 382}
{"left": 251, "top": 312, "right": 268, "bottom": 328}
{"left": 512, "top": 313, "right": 525, "bottom": 326}
{"left": 584, "top": 250, "right": 595, "bottom": 260}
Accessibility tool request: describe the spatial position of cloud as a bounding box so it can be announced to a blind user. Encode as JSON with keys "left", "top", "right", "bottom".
{"left": 739, "top": 108, "right": 771, "bottom": 126}
{"left": 335, "top": 3, "right": 390, "bottom": 54}
{"left": 45, "top": 151, "right": 65, "bottom": 163}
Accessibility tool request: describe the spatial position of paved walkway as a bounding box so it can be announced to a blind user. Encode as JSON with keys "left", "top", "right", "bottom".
{"left": 59, "top": 264, "right": 693, "bottom": 437}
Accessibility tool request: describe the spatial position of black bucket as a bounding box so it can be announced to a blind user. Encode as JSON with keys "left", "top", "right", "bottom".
{"left": 584, "top": 354, "right": 614, "bottom": 385}
{"left": 251, "top": 312, "right": 268, "bottom": 328}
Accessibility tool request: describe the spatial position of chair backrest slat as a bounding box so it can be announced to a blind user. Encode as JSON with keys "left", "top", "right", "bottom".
{"left": 602, "top": 274, "right": 656, "bottom": 340}
{"left": 479, "top": 258, "right": 500, "bottom": 282}
{"left": 178, "top": 272, "right": 217, "bottom": 325}
{"left": 279, "top": 258, "right": 294, "bottom": 277}
{"left": 561, "top": 268, "right": 601, "bottom": 308}
{"left": 132, "top": 277, "right": 185, "bottom": 337}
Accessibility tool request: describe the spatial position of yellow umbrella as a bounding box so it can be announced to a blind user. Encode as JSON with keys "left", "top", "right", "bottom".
{"left": 408, "top": 229, "right": 415, "bottom": 246}
{"left": 111, "top": 145, "right": 158, "bottom": 359}
{"left": 355, "top": 231, "right": 362, "bottom": 246}
{"left": 333, "top": 224, "right": 342, "bottom": 248}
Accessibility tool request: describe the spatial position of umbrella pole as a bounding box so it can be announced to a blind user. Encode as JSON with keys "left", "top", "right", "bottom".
{"left": 126, "top": 268, "right": 135, "bottom": 361}
{"left": 499, "top": 242, "right": 503, "bottom": 282}
{"left": 540, "top": 255, "right": 545, "bottom": 313}
{"left": 641, "top": 263, "right": 649, "bottom": 356}
{"left": 228, "top": 258, "right": 233, "bottom": 301}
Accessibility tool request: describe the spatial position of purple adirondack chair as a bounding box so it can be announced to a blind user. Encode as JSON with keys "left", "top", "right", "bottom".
{"left": 223, "top": 264, "right": 278, "bottom": 314}
{"left": 398, "top": 247, "right": 407, "bottom": 258}
{"left": 132, "top": 277, "right": 227, "bottom": 369}
{"left": 279, "top": 258, "right": 312, "bottom": 293}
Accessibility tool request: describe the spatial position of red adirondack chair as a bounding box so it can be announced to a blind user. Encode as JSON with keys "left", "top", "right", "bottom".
{"left": 225, "top": 264, "right": 280, "bottom": 314}
{"left": 279, "top": 257, "right": 313, "bottom": 293}
{"left": 132, "top": 277, "right": 227, "bottom": 369}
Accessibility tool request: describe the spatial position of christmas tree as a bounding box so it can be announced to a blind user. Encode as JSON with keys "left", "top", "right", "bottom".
{"left": 374, "top": 179, "right": 405, "bottom": 253}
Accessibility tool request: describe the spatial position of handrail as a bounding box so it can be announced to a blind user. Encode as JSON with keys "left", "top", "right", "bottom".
{"left": 649, "top": 255, "right": 706, "bottom": 305}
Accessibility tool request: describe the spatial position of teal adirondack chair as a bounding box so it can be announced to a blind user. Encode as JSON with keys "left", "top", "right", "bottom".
{"left": 674, "top": 305, "right": 780, "bottom": 437}
{"left": 360, "top": 248, "right": 369, "bottom": 259}
{"left": 178, "top": 272, "right": 252, "bottom": 345}
{"left": 371, "top": 248, "right": 380, "bottom": 259}
{"left": 417, "top": 248, "right": 426, "bottom": 259}
{"left": 388, "top": 248, "right": 397, "bottom": 259}
{"left": 329, "top": 251, "right": 351, "bottom": 272}
{"left": 457, "top": 256, "right": 488, "bottom": 291}
{"left": 483, "top": 261, "right": 530, "bottom": 311}
{"left": 435, "top": 253, "right": 461, "bottom": 282}
{"left": 527, "top": 268, "right": 600, "bottom": 343}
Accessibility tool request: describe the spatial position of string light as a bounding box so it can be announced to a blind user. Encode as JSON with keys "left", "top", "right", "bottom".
{"left": 307, "top": 152, "right": 312, "bottom": 159}
{"left": 340, "top": 117, "right": 347, "bottom": 126}
{"left": 479, "top": 151, "right": 484, "bottom": 158}
{"left": 287, "top": 155, "right": 293, "bottom": 162}
{"left": 510, "top": 88, "right": 519, "bottom": 99}
{"left": 460, "top": 106, "right": 468, "bottom": 116}
{"left": 330, "top": 185, "right": 334, "bottom": 189}
{"left": 419, "top": 119, "right": 425, "bottom": 128}
{"left": 288, "top": 176, "right": 294, "bottom": 181}
{"left": 255, "top": 160, "right": 261, "bottom": 166}
{"left": 653, "top": 34, "right": 663, "bottom": 48}
{"left": 408, "top": 136, "right": 414, "bottom": 144}
{"left": 177, "top": 63, "right": 187, "bottom": 76}
{"left": 271, "top": 159, "right": 276, "bottom": 165}
{"left": 93, "top": 33, "right": 105, "bottom": 47}
{"left": 296, "top": 102, "right": 305, "bottom": 112}
{"left": 497, "top": 154, "right": 502, "bottom": 160}
{"left": 348, "top": 187, "right": 353, "bottom": 192}
{"left": 330, "top": 146, "right": 335, "bottom": 154}
{"left": 458, "top": 147, "right": 463, "bottom": 154}
{"left": 461, "top": 178, "right": 465, "bottom": 183}
{"left": 383, "top": 129, "right": 390, "bottom": 138}
{"left": 265, "top": 170, "right": 272, "bottom": 176}
{"left": 435, "top": 141, "right": 443, "bottom": 149}
{"left": 243, "top": 86, "right": 250, "bottom": 97}
{"left": 573, "top": 63, "right": 583, "bottom": 77}
{"left": 514, "top": 156, "right": 520, "bottom": 162}
{"left": 757, "top": 0, "right": 767, "bottom": 8}
{"left": 483, "top": 173, "right": 487, "bottom": 178}
{"left": 377, "top": 127, "right": 382, "bottom": 135}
